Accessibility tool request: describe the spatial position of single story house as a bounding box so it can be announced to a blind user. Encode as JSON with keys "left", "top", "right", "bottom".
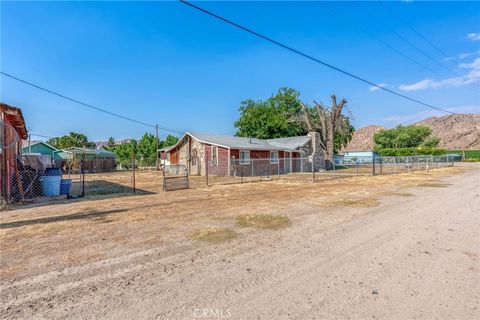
{"left": 1, "top": 103, "right": 28, "bottom": 203}
{"left": 21, "top": 141, "right": 59, "bottom": 168}
{"left": 22, "top": 141, "right": 58, "bottom": 157}
{"left": 159, "top": 131, "right": 324, "bottom": 176}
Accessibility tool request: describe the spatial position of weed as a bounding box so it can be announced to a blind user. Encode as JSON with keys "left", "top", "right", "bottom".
{"left": 236, "top": 214, "right": 291, "bottom": 230}
{"left": 190, "top": 227, "right": 237, "bottom": 243}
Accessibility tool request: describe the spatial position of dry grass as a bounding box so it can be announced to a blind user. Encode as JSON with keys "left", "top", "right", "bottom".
{"left": 326, "top": 197, "right": 380, "bottom": 208}
{"left": 236, "top": 214, "right": 292, "bottom": 230}
{"left": 190, "top": 227, "right": 237, "bottom": 243}
{"left": 417, "top": 182, "right": 451, "bottom": 188}
{"left": 384, "top": 192, "right": 415, "bottom": 197}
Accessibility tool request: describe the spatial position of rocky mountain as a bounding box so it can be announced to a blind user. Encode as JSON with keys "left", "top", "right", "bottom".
{"left": 342, "top": 114, "right": 480, "bottom": 152}
{"left": 416, "top": 114, "right": 480, "bottom": 149}
{"left": 341, "top": 125, "right": 384, "bottom": 152}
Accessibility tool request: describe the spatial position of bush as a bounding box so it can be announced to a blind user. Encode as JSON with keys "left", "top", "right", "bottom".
{"left": 444, "top": 150, "right": 480, "bottom": 160}
{"left": 376, "top": 148, "right": 446, "bottom": 156}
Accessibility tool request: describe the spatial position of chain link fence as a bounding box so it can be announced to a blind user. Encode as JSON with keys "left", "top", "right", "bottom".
{"left": 1, "top": 152, "right": 148, "bottom": 210}
{"left": 1, "top": 152, "right": 456, "bottom": 210}
{"left": 204, "top": 155, "right": 456, "bottom": 186}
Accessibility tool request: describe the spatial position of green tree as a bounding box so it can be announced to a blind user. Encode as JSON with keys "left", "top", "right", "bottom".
{"left": 334, "top": 118, "right": 355, "bottom": 153}
{"left": 113, "top": 140, "right": 137, "bottom": 168}
{"left": 162, "top": 134, "right": 179, "bottom": 148}
{"left": 234, "top": 88, "right": 354, "bottom": 160}
{"left": 137, "top": 133, "right": 158, "bottom": 163}
{"left": 105, "top": 137, "right": 116, "bottom": 150}
{"left": 47, "top": 132, "right": 96, "bottom": 149}
{"left": 373, "top": 125, "right": 438, "bottom": 149}
{"left": 234, "top": 87, "right": 305, "bottom": 139}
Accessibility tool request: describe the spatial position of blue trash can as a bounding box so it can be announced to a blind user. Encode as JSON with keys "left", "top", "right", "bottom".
{"left": 41, "top": 168, "right": 62, "bottom": 196}
{"left": 60, "top": 179, "right": 72, "bottom": 195}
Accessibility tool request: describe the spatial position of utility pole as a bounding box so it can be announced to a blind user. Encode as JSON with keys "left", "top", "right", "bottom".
{"left": 155, "top": 124, "right": 159, "bottom": 170}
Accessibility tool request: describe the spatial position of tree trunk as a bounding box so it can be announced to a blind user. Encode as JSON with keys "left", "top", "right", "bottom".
{"left": 304, "top": 95, "right": 347, "bottom": 170}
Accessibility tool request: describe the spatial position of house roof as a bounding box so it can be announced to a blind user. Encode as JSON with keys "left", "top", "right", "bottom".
{"left": 21, "top": 140, "right": 59, "bottom": 151}
{"left": 55, "top": 147, "right": 115, "bottom": 157}
{"left": 1, "top": 103, "right": 28, "bottom": 139}
{"left": 162, "top": 132, "right": 311, "bottom": 152}
{"left": 266, "top": 136, "right": 311, "bottom": 150}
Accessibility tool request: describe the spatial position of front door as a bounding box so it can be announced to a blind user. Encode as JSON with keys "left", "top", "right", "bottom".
{"left": 170, "top": 150, "right": 178, "bottom": 164}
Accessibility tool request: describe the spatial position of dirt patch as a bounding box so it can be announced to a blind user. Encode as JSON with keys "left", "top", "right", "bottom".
{"left": 190, "top": 227, "right": 237, "bottom": 243}
{"left": 236, "top": 214, "right": 291, "bottom": 230}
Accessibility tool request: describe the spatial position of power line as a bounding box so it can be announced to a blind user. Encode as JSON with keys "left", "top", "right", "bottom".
{"left": 320, "top": 1, "right": 444, "bottom": 78}
{"left": 378, "top": 1, "right": 461, "bottom": 67}
{"left": 0, "top": 71, "right": 184, "bottom": 134}
{"left": 353, "top": 2, "right": 461, "bottom": 78}
{"left": 179, "top": 0, "right": 455, "bottom": 115}
{"left": 30, "top": 133, "right": 55, "bottom": 140}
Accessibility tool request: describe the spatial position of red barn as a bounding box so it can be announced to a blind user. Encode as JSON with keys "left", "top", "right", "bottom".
{"left": 1, "top": 103, "right": 28, "bottom": 204}
{"left": 160, "top": 132, "right": 324, "bottom": 176}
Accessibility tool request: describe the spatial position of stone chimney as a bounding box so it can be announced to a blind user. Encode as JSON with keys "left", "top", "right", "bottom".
{"left": 307, "top": 131, "right": 324, "bottom": 171}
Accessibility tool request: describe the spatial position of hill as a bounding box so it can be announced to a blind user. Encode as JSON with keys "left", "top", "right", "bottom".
{"left": 416, "top": 114, "right": 480, "bottom": 149}
{"left": 342, "top": 114, "right": 480, "bottom": 152}
{"left": 341, "top": 125, "right": 384, "bottom": 152}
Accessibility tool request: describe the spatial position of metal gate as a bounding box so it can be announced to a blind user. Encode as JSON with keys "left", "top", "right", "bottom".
{"left": 163, "top": 164, "right": 189, "bottom": 191}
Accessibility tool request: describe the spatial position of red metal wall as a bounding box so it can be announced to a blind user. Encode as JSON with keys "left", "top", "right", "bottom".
{"left": 205, "top": 144, "right": 229, "bottom": 176}
{"left": 1, "top": 115, "right": 21, "bottom": 201}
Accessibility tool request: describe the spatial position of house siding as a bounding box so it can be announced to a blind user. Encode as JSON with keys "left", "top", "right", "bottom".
{"left": 205, "top": 144, "right": 229, "bottom": 176}
{"left": 230, "top": 149, "right": 284, "bottom": 177}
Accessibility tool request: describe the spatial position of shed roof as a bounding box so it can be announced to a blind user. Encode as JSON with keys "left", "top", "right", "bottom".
{"left": 1, "top": 103, "right": 28, "bottom": 139}
{"left": 21, "top": 140, "right": 59, "bottom": 151}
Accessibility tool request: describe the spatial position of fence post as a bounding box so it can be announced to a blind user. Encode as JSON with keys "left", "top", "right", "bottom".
{"left": 132, "top": 151, "right": 136, "bottom": 194}
{"left": 81, "top": 153, "right": 85, "bottom": 197}
{"left": 372, "top": 156, "right": 376, "bottom": 176}
{"left": 312, "top": 159, "right": 315, "bottom": 183}
{"left": 206, "top": 155, "right": 209, "bottom": 187}
{"left": 251, "top": 159, "right": 254, "bottom": 178}
{"left": 333, "top": 159, "right": 336, "bottom": 177}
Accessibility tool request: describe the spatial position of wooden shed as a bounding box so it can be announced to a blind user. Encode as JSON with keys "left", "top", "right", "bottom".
{"left": 1, "top": 103, "right": 28, "bottom": 203}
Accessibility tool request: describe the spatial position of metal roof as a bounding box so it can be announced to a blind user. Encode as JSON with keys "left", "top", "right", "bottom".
{"left": 56, "top": 147, "right": 115, "bottom": 157}
{"left": 266, "top": 136, "right": 311, "bottom": 150}
{"left": 162, "top": 132, "right": 311, "bottom": 151}
{"left": 21, "top": 140, "right": 59, "bottom": 151}
{"left": 1, "top": 103, "right": 28, "bottom": 139}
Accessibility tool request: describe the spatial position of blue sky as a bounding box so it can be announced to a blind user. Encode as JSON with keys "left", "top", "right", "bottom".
{"left": 1, "top": 1, "right": 479, "bottom": 141}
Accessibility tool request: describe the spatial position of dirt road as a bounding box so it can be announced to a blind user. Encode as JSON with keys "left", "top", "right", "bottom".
{"left": 1, "top": 166, "right": 479, "bottom": 319}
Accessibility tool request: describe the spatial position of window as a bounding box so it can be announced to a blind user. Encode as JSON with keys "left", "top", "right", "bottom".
{"left": 211, "top": 146, "right": 218, "bottom": 166}
{"left": 191, "top": 149, "right": 197, "bottom": 166}
{"left": 239, "top": 150, "right": 250, "bottom": 165}
{"left": 270, "top": 151, "right": 279, "bottom": 164}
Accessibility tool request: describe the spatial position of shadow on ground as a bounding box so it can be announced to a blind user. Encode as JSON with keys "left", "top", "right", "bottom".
{"left": 0, "top": 208, "right": 128, "bottom": 229}
{"left": 2, "top": 180, "right": 156, "bottom": 212}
